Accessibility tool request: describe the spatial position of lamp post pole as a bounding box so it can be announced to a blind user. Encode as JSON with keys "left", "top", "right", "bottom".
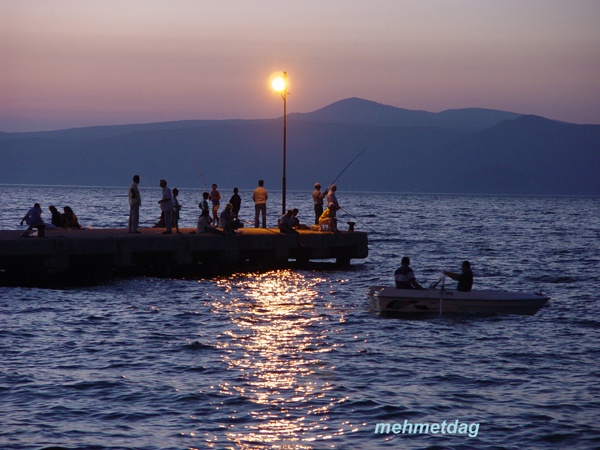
{"left": 281, "top": 71, "right": 287, "bottom": 215}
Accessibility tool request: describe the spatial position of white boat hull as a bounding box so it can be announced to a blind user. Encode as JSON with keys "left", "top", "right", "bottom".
{"left": 367, "top": 286, "right": 549, "bottom": 316}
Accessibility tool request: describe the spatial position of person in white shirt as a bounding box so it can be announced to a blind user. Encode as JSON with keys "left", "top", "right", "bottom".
{"left": 326, "top": 184, "right": 340, "bottom": 232}
{"left": 158, "top": 179, "right": 173, "bottom": 234}
{"left": 252, "top": 180, "right": 268, "bottom": 228}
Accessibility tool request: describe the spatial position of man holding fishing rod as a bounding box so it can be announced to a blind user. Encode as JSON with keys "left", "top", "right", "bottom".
{"left": 326, "top": 184, "right": 340, "bottom": 233}
{"left": 319, "top": 147, "right": 367, "bottom": 232}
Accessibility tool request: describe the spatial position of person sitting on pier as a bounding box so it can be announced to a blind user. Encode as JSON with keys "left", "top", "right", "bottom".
{"left": 292, "top": 208, "right": 300, "bottom": 227}
{"left": 279, "top": 210, "right": 298, "bottom": 234}
{"left": 63, "top": 206, "right": 81, "bottom": 229}
{"left": 218, "top": 203, "right": 238, "bottom": 234}
{"left": 49, "top": 205, "right": 65, "bottom": 228}
{"left": 195, "top": 209, "right": 223, "bottom": 235}
{"left": 199, "top": 192, "right": 212, "bottom": 223}
{"left": 318, "top": 206, "right": 333, "bottom": 232}
{"left": 20, "top": 203, "right": 46, "bottom": 237}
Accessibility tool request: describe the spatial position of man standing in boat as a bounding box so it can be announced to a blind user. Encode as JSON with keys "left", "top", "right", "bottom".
{"left": 444, "top": 261, "right": 473, "bottom": 292}
{"left": 394, "top": 256, "right": 424, "bottom": 290}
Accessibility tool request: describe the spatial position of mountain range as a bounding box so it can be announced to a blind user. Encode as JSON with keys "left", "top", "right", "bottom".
{"left": 1, "top": 97, "right": 598, "bottom": 195}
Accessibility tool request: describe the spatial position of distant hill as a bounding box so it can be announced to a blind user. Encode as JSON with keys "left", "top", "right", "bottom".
{"left": 1, "top": 98, "right": 598, "bottom": 195}
{"left": 290, "top": 97, "right": 523, "bottom": 132}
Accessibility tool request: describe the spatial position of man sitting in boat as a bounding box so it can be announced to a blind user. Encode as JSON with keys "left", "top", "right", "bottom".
{"left": 394, "top": 256, "right": 424, "bottom": 290}
{"left": 444, "top": 261, "right": 473, "bottom": 292}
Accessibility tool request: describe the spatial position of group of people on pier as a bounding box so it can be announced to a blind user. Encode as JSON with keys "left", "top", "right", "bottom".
{"left": 127, "top": 175, "right": 342, "bottom": 235}
{"left": 19, "top": 176, "right": 343, "bottom": 237}
{"left": 20, "top": 204, "right": 81, "bottom": 237}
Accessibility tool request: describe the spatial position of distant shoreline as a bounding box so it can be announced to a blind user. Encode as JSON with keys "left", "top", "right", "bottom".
{"left": 1, "top": 184, "right": 599, "bottom": 199}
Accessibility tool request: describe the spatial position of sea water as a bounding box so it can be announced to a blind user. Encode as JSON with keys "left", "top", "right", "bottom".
{"left": 1, "top": 185, "right": 599, "bottom": 449}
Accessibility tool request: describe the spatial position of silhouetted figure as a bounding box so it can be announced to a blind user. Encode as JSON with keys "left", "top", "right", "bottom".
{"left": 326, "top": 184, "right": 340, "bottom": 232}
{"left": 63, "top": 206, "right": 81, "bottom": 229}
{"left": 158, "top": 179, "right": 173, "bottom": 234}
{"left": 312, "top": 183, "right": 327, "bottom": 225}
{"left": 49, "top": 205, "right": 65, "bottom": 228}
{"left": 394, "top": 256, "right": 424, "bottom": 290}
{"left": 128, "top": 174, "right": 141, "bottom": 233}
{"left": 252, "top": 180, "right": 268, "bottom": 228}
{"left": 210, "top": 184, "right": 221, "bottom": 225}
{"left": 20, "top": 203, "right": 46, "bottom": 237}
{"left": 230, "top": 187, "right": 242, "bottom": 217}
{"left": 195, "top": 209, "right": 223, "bottom": 235}
{"left": 444, "top": 261, "right": 474, "bottom": 292}
{"left": 279, "top": 209, "right": 297, "bottom": 234}
{"left": 172, "top": 188, "right": 181, "bottom": 234}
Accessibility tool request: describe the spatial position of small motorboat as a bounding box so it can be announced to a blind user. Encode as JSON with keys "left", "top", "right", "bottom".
{"left": 367, "top": 282, "right": 549, "bottom": 317}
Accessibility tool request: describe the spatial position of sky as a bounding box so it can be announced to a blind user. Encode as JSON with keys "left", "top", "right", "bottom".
{"left": 1, "top": 0, "right": 599, "bottom": 132}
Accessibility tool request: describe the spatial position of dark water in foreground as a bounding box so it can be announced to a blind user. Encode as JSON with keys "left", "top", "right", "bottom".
{"left": 1, "top": 186, "right": 599, "bottom": 449}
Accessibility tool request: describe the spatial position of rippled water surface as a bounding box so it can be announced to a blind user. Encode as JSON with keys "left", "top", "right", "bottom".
{"left": 1, "top": 186, "right": 599, "bottom": 449}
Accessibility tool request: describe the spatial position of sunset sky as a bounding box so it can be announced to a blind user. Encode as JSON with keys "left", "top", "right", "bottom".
{"left": 1, "top": 0, "right": 599, "bottom": 132}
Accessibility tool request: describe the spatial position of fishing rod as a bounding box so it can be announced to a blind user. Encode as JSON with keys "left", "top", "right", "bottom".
{"left": 328, "top": 147, "right": 367, "bottom": 188}
{"left": 195, "top": 160, "right": 209, "bottom": 191}
{"left": 242, "top": 220, "right": 287, "bottom": 236}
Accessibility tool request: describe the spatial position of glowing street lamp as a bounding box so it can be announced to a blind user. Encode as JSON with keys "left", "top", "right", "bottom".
{"left": 272, "top": 71, "right": 288, "bottom": 215}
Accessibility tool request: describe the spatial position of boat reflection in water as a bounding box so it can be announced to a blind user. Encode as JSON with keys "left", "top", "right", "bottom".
{"left": 210, "top": 270, "right": 348, "bottom": 448}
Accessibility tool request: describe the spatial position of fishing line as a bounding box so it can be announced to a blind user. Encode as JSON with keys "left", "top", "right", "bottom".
{"left": 328, "top": 147, "right": 367, "bottom": 188}
{"left": 242, "top": 220, "right": 285, "bottom": 236}
{"left": 195, "top": 160, "right": 209, "bottom": 191}
{"left": 339, "top": 206, "right": 378, "bottom": 234}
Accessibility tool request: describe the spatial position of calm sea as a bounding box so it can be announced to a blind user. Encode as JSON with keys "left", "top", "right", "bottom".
{"left": 1, "top": 185, "right": 599, "bottom": 449}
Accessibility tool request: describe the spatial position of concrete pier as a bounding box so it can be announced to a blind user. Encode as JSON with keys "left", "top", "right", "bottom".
{"left": 0, "top": 227, "right": 368, "bottom": 286}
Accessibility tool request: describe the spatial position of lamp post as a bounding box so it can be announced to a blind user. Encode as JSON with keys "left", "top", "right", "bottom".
{"left": 272, "top": 72, "right": 287, "bottom": 215}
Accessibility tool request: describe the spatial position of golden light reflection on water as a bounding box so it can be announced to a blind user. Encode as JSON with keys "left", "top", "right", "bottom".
{"left": 210, "top": 270, "right": 348, "bottom": 448}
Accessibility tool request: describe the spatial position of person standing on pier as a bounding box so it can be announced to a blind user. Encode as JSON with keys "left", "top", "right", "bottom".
{"left": 158, "top": 179, "right": 174, "bottom": 234}
{"left": 128, "top": 174, "right": 141, "bottom": 233}
{"left": 312, "top": 183, "right": 327, "bottom": 225}
{"left": 199, "top": 192, "right": 211, "bottom": 222}
{"left": 210, "top": 184, "right": 221, "bottom": 225}
{"left": 326, "top": 184, "right": 340, "bottom": 232}
{"left": 230, "top": 187, "right": 242, "bottom": 218}
{"left": 252, "top": 180, "right": 268, "bottom": 228}
{"left": 172, "top": 188, "right": 182, "bottom": 234}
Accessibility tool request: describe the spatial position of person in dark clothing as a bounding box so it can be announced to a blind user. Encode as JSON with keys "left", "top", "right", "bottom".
{"left": 49, "top": 205, "right": 65, "bottom": 227}
{"left": 444, "top": 261, "right": 473, "bottom": 292}
{"left": 279, "top": 209, "right": 297, "bottom": 234}
{"left": 394, "top": 256, "right": 424, "bottom": 289}
{"left": 63, "top": 206, "right": 81, "bottom": 229}
{"left": 229, "top": 187, "right": 242, "bottom": 217}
